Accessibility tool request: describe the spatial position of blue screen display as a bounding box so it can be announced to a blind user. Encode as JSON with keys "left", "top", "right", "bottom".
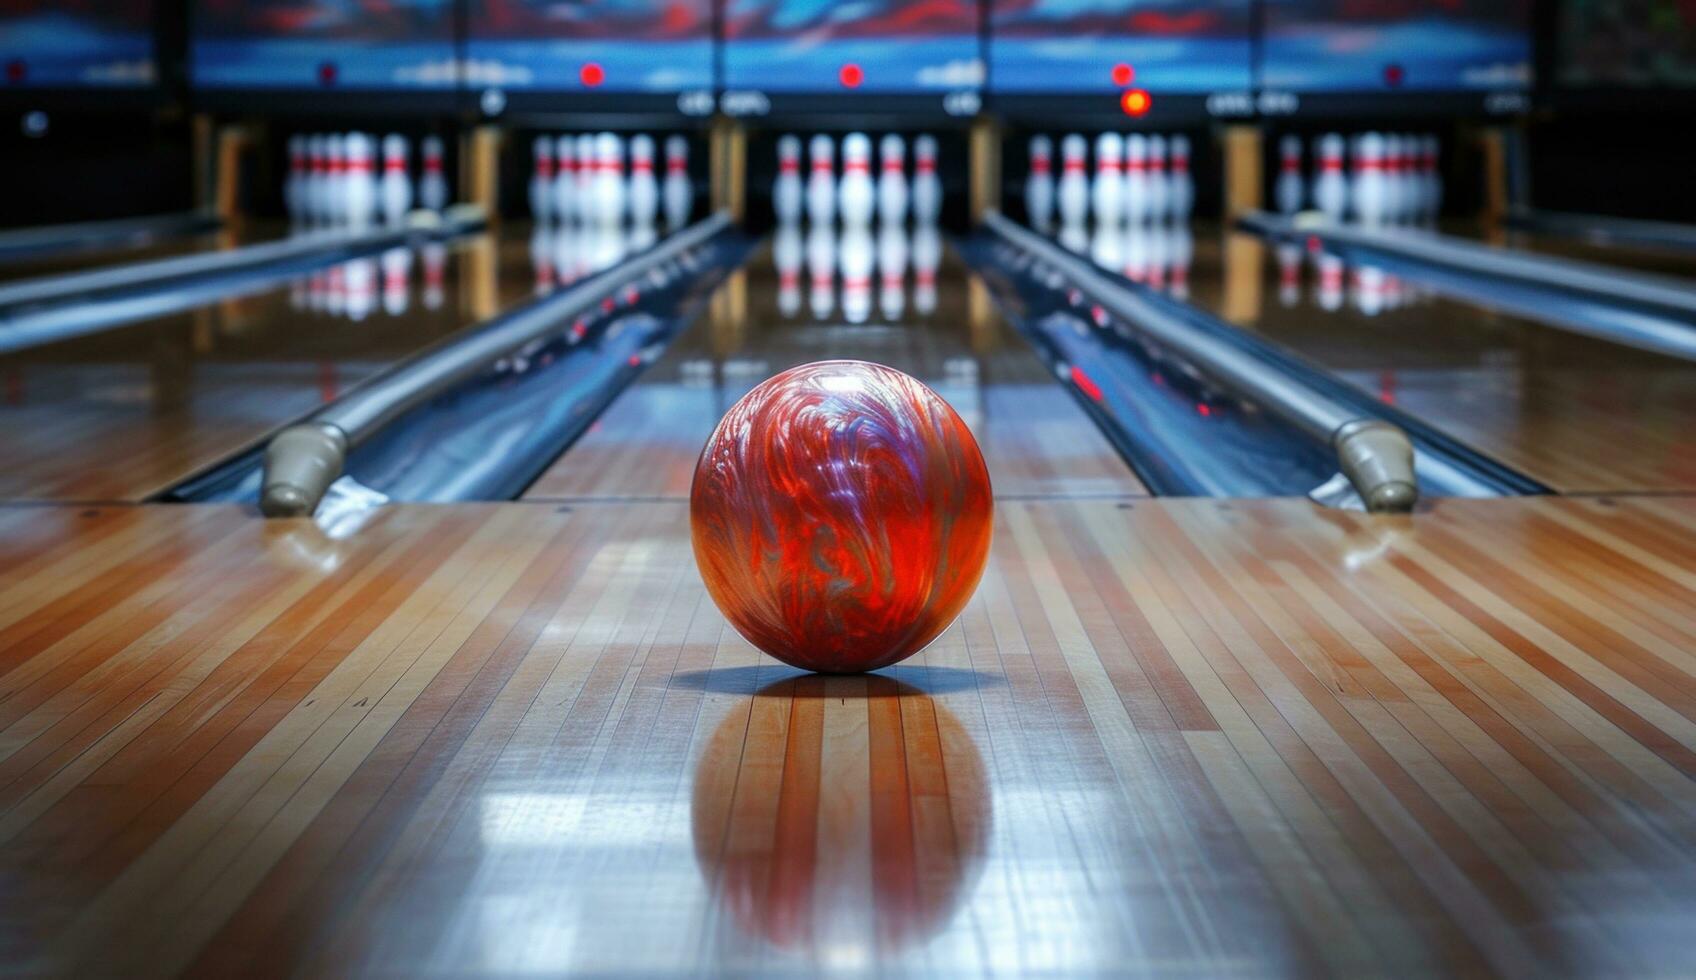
{"left": 466, "top": 0, "right": 714, "bottom": 93}
{"left": 724, "top": 0, "right": 982, "bottom": 94}
{"left": 0, "top": 2, "right": 155, "bottom": 88}
{"left": 991, "top": 0, "right": 1253, "bottom": 93}
{"left": 1262, "top": 0, "right": 1531, "bottom": 92}
{"left": 192, "top": 0, "right": 457, "bottom": 90}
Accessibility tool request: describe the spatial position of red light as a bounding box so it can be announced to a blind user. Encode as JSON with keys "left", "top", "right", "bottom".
{"left": 6, "top": 60, "right": 26, "bottom": 83}
{"left": 581, "top": 62, "right": 605, "bottom": 87}
{"left": 1383, "top": 64, "right": 1404, "bottom": 87}
{"left": 317, "top": 62, "right": 339, "bottom": 86}
{"left": 1120, "top": 89, "right": 1151, "bottom": 116}
{"left": 1197, "top": 403, "right": 1212, "bottom": 417}
{"left": 1069, "top": 365, "right": 1104, "bottom": 402}
{"left": 839, "top": 63, "right": 864, "bottom": 88}
{"left": 1111, "top": 63, "right": 1135, "bottom": 87}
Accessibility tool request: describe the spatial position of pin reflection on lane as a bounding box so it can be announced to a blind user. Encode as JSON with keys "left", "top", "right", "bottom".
{"left": 770, "top": 221, "right": 943, "bottom": 323}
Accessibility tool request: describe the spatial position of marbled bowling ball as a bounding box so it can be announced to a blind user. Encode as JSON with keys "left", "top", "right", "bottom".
{"left": 690, "top": 360, "right": 993, "bottom": 673}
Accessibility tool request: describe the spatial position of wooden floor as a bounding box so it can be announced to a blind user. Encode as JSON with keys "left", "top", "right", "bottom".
{"left": 4, "top": 495, "right": 1695, "bottom": 977}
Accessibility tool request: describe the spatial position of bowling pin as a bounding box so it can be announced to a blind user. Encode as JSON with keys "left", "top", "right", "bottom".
{"left": 553, "top": 135, "right": 577, "bottom": 226}
{"left": 575, "top": 134, "right": 596, "bottom": 224}
{"left": 531, "top": 224, "right": 555, "bottom": 293}
{"left": 594, "top": 132, "right": 625, "bottom": 227}
{"left": 839, "top": 133, "right": 875, "bottom": 227}
{"left": 775, "top": 134, "right": 803, "bottom": 224}
{"left": 1025, "top": 135, "right": 1054, "bottom": 232}
{"left": 1059, "top": 222, "right": 1087, "bottom": 254}
{"left": 420, "top": 135, "right": 449, "bottom": 213}
{"left": 344, "top": 132, "right": 379, "bottom": 228}
{"left": 1057, "top": 134, "right": 1088, "bottom": 228}
{"left": 531, "top": 136, "right": 555, "bottom": 223}
{"left": 381, "top": 134, "right": 411, "bottom": 225}
{"left": 775, "top": 223, "right": 803, "bottom": 317}
{"left": 912, "top": 223, "right": 940, "bottom": 316}
{"left": 807, "top": 135, "right": 836, "bottom": 226}
{"left": 1166, "top": 223, "right": 1192, "bottom": 299}
{"left": 1275, "top": 134, "right": 1304, "bottom": 215}
{"left": 806, "top": 222, "right": 835, "bottom": 319}
{"left": 912, "top": 134, "right": 941, "bottom": 225}
{"left": 1121, "top": 224, "right": 1147, "bottom": 282}
{"left": 1169, "top": 134, "right": 1194, "bottom": 221}
{"left": 346, "top": 256, "right": 378, "bottom": 321}
{"left": 1092, "top": 133, "right": 1123, "bottom": 228}
{"left": 422, "top": 241, "right": 446, "bottom": 310}
{"left": 324, "top": 134, "right": 347, "bottom": 224}
{"left": 551, "top": 223, "right": 577, "bottom": 286}
{"left": 877, "top": 134, "right": 908, "bottom": 227}
{"left": 664, "top": 135, "right": 693, "bottom": 231}
{"left": 1313, "top": 133, "right": 1346, "bottom": 222}
{"left": 286, "top": 135, "right": 308, "bottom": 224}
{"left": 628, "top": 134, "right": 658, "bottom": 227}
{"left": 840, "top": 225, "right": 874, "bottom": 323}
{"left": 1090, "top": 222, "right": 1122, "bottom": 272}
{"left": 877, "top": 223, "right": 907, "bottom": 320}
{"left": 1316, "top": 252, "right": 1344, "bottom": 311}
{"left": 1420, "top": 134, "right": 1441, "bottom": 224}
{"left": 1351, "top": 132, "right": 1387, "bottom": 225}
{"left": 1123, "top": 133, "right": 1150, "bottom": 225}
{"left": 306, "top": 134, "right": 328, "bottom": 224}
{"left": 1275, "top": 242, "right": 1302, "bottom": 306}
{"left": 1147, "top": 134, "right": 1170, "bottom": 222}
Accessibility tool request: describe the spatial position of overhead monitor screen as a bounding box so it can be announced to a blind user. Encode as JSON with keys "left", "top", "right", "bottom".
{"left": 192, "top": 0, "right": 457, "bottom": 90}
{"left": 466, "top": 0, "right": 714, "bottom": 93}
{"left": 990, "top": 0, "right": 1253, "bottom": 93}
{"left": 1261, "top": 0, "right": 1531, "bottom": 92}
{"left": 1556, "top": 0, "right": 1696, "bottom": 87}
{"left": 723, "top": 0, "right": 983, "bottom": 94}
{"left": 0, "top": 1, "right": 156, "bottom": 88}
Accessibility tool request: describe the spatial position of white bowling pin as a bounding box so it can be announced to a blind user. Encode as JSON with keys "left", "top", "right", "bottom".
{"left": 1147, "top": 134, "right": 1170, "bottom": 222}
{"left": 877, "top": 223, "right": 907, "bottom": 320}
{"left": 1275, "top": 242, "right": 1302, "bottom": 306}
{"left": 1316, "top": 252, "right": 1344, "bottom": 311}
{"left": 839, "top": 133, "right": 875, "bottom": 227}
{"left": 628, "top": 134, "right": 658, "bottom": 227}
{"left": 530, "top": 136, "right": 554, "bottom": 223}
{"left": 381, "top": 134, "right": 411, "bottom": 225}
{"left": 1275, "top": 134, "right": 1304, "bottom": 215}
{"left": 877, "top": 133, "right": 908, "bottom": 227}
{"left": 594, "top": 132, "right": 625, "bottom": 227}
{"left": 807, "top": 135, "right": 836, "bottom": 226}
{"left": 306, "top": 134, "right": 328, "bottom": 224}
{"left": 324, "top": 134, "right": 348, "bottom": 224}
{"left": 1090, "top": 222, "right": 1122, "bottom": 272}
{"left": 840, "top": 225, "right": 874, "bottom": 323}
{"left": 912, "top": 135, "right": 942, "bottom": 225}
{"left": 1313, "top": 133, "right": 1346, "bottom": 221}
{"left": 775, "top": 134, "right": 803, "bottom": 225}
{"left": 1352, "top": 132, "right": 1387, "bottom": 225}
{"left": 1123, "top": 133, "right": 1150, "bottom": 225}
{"left": 1167, "top": 223, "right": 1192, "bottom": 299}
{"left": 553, "top": 135, "right": 577, "bottom": 225}
{"left": 1057, "top": 133, "right": 1088, "bottom": 227}
{"left": 775, "top": 223, "right": 803, "bottom": 317}
{"left": 912, "top": 223, "right": 940, "bottom": 316}
{"left": 1169, "top": 134, "right": 1194, "bottom": 221}
{"left": 420, "top": 135, "right": 449, "bottom": 212}
{"left": 806, "top": 222, "right": 835, "bottom": 319}
{"left": 574, "top": 133, "right": 596, "bottom": 223}
{"left": 344, "top": 132, "right": 378, "bottom": 228}
{"left": 421, "top": 241, "right": 446, "bottom": 309}
{"left": 531, "top": 224, "right": 555, "bottom": 293}
{"left": 381, "top": 247, "right": 412, "bottom": 316}
{"left": 664, "top": 135, "right": 692, "bottom": 231}
{"left": 1121, "top": 224, "right": 1147, "bottom": 282}
{"left": 286, "top": 136, "right": 308, "bottom": 224}
{"left": 1025, "top": 135, "right": 1054, "bottom": 232}
{"left": 1092, "top": 133, "right": 1123, "bottom": 227}
{"left": 551, "top": 223, "right": 577, "bottom": 285}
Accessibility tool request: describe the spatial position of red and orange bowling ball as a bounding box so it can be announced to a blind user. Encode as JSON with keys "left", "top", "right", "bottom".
{"left": 690, "top": 360, "right": 993, "bottom": 673}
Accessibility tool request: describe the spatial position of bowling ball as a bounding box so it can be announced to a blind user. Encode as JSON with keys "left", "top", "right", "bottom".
{"left": 690, "top": 360, "right": 993, "bottom": 673}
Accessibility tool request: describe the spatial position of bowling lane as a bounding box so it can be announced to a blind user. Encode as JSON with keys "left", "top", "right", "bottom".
{"left": 1169, "top": 225, "right": 1696, "bottom": 493}
{"left": 0, "top": 227, "right": 538, "bottom": 502}
{"left": 523, "top": 229, "right": 1149, "bottom": 501}
{"left": 1444, "top": 219, "right": 1696, "bottom": 281}
{"left": 0, "top": 221, "right": 291, "bottom": 286}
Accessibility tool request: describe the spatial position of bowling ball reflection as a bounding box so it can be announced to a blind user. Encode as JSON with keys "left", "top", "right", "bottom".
{"left": 690, "top": 360, "right": 994, "bottom": 673}
{"left": 691, "top": 675, "right": 990, "bottom": 954}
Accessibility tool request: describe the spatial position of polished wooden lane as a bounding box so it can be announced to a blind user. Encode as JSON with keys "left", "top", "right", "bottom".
{"left": 523, "top": 237, "right": 1150, "bottom": 501}
{"left": 0, "top": 232, "right": 522, "bottom": 503}
{"left": 1184, "top": 228, "right": 1696, "bottom": 493}
{"left": 3, "top": 495, "right": 1694, "bottom": 976}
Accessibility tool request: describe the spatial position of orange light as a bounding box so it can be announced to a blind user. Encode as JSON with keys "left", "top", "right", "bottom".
{"left": 839, "top": 63, "right": 864, "bottom": 88}
{"left": 1111, "top": 63, "right": 1134, "bottom": 86}
{"left": 1120, "top": 89, "right": 1151, "bottom": 116}
{"left": 581, "top": 62, "right": 605, "bottom": 86}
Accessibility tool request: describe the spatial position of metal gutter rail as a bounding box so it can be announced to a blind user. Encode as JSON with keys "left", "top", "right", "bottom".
{"left": 986, "top": 211, "right": 1419, "bottom": 513}
{"left": 259, "top": 211, "right": 732, "bottom": 518}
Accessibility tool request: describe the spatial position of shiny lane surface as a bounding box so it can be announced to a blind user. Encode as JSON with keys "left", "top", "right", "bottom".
{"left": 524, "top": 231, "right": 1149, "bottom": 501}
{"left": 0, "top": 221, "right": 287, "bottom": 286}
{"left": 0, "top": 228, "right": 518, "bottom": 502}
{"left": 4, "top": 495, "right": 1696, "bottom": 975}
{"left": 1165, "top": 224, "right": 1696, "bottom": 492}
